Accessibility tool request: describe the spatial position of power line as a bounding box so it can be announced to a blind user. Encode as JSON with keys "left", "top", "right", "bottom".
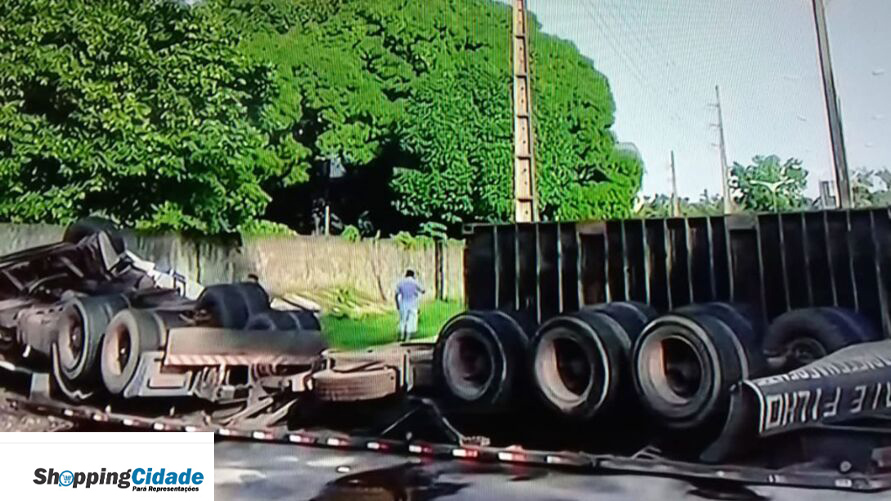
{"left": 576, "top": 0, "right": 654, "bottom": 92}
{"left": 589, "top": 0, "right": 708, "bottom": 127}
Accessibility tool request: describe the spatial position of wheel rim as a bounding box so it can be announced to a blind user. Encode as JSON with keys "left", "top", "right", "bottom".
{"left": 657, "top": 336, "right": 703, "bottom": 401}
{"left": 534, "top": 327, "right": 602, "bottom": 412}
{"left": 105, "top": 321, "right": 132, "bottom": 378}
{"left": 58, "top": 308, "right": 86, "bottom": 373}
{"left": 785, "top": 337, "right": 826, "bottom": 369}
{"left": 442, "top": 328, "right": 496, "bottom": 401}
{"left": 636, "top": 319, "right": 715, "bottom": 422}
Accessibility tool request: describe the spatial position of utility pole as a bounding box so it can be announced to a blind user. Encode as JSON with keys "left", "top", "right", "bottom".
{"left": 512, "top": 0, "right": 538, "bottom": 222}
{"left": 670, "top": 150, "right": 681, "bottom": 217}
{"left": 812, "top": 0, "right": 850, "bottom": 208}
{"left": 712, "top": 85, "right": 735, "bottom": 214}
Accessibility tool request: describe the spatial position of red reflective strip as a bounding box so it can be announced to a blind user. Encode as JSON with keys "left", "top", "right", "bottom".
{"left": 289, "top": 434, "right": 313, "bottom": 444}
{"left": 409, "top": 444, "right": 433, "bottom": 455}
{"left": 498, "top": 451, "right": 528, "bottom": 462}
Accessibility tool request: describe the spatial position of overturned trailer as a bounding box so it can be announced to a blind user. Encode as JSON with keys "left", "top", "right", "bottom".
{"left": 6, "top": 211, "right": 891, "bottom": 492}
{"left": 433, "top": 208, "right": 891, "bottom": 476}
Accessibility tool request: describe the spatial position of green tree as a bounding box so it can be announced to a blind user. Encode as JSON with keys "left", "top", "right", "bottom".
{"left": 730, "top": 155, "right": 808, "bottom": 212}
{"left": 851, "top": 167, "right": 891, "bottom": 208}
{"left": 635, "top": 194, "right": 673, "bottom": 218}
{"left": 686, "top": 190, "right": 724, "bottom": 217}
{"left": 236, "top": 0, "right": 642, "bottom": 228}
{"left": 0, "top": 0, "right": 286, "bottom": 233}
{"left": 635, "top": 190, "right": 722, "bottom": 218}
{"left": 1, "top": 0, "right": 643, "bottom": 234}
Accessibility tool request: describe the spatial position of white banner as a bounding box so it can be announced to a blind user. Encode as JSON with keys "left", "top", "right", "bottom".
{"left": 0, "top": 432, "right": 214, "bottom": 500}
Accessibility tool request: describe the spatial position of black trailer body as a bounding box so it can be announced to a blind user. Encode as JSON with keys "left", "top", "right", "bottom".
{"left": 464, "top": 208, "right": 891, "bottom": 335}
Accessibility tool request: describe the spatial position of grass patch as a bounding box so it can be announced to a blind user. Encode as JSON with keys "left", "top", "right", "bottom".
{"left": 321, "top": 300, "right": 463, "bottom": 349}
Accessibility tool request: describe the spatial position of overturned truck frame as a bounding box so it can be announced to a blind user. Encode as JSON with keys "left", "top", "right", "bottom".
{"left": 6, "top": 210, "right": 891, "bottom": 492}
{"left": 437, "top": 208, "right": 891, "bottom": 485}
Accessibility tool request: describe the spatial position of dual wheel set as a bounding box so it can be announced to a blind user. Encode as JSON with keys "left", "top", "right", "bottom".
{"left": 433, "top": 302, "right": 880, "bottom": 452}
{"left": 52, "top": 282, "right": 321, "bottom": 399}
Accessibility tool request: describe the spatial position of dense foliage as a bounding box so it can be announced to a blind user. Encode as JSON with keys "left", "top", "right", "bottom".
{"left": 635, "top": 191, "right": 723, "bottom": 218}
{"left": 730, "top": 155, "right": 808, "bottom": 212}
{"left": 0, "top": 0, "right": 283, "bottom": 232}
{"left": 852, "top": 168, "right": 891, "bottom": 208}
{"left": 0, "top": 0, "right": 642, "bottom": 234}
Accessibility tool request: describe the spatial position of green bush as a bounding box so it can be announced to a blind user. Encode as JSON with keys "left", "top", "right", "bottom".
{"left": 393, "top": 231, "right": 417, "bottom": 250}
{"left": 239, "top": 219, "right": 297, "bottom": 236}
{"left": 341, "top": 225, "right": 361, "bottom": 242}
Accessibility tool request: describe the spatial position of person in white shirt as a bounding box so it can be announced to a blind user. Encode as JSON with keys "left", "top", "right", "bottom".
{"left": 395, "top": 269, "right": 425, "bottom": 342}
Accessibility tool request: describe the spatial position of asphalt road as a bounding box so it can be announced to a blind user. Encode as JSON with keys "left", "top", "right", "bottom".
{"left": 214, "top": 441, "right": 883, "bottom": 501}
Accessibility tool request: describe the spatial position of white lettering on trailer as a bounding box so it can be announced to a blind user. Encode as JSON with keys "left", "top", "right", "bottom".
{"left": 850, "top": 385, "right": 867, "bottom": 414}
{"left": 797, "top": 390, "right": 811, "bottom": 423}
{"left": 812, "top": 388, "right": 822, "bottom": 422}
{"left": 823, "top": 387, "right": 841, "bottom": 418}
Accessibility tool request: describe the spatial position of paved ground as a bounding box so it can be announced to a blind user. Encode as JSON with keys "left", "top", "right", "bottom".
{"left": 214, "top": 441, "right": 883, "bottom": 501}
{"left": 0, "top": 393, "right": 72, "bottom": 432}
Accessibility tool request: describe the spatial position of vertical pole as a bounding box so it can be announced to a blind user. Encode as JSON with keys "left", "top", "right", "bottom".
{"left": 324, "top": 205, "right": 330, "bottom": 236}
{"left": 512, "top": 0, "right": 538, "bottom": 222}
{"left": 812, "top": 0, "right": 851, "bottom": 208}
{"left": 820, "top": 180, "right": 838, "bottom": 208}
{"left": 714, "top": 85, "right": 735, "bottom": 214}
{"left": 435, "top": 240, "right": 445, "bottom": 300}
{"left": 670, "top": 150, "right": 681, "bottom": 217}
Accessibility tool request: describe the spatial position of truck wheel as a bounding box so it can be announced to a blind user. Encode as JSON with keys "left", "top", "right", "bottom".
{"left": 433, "top": 310, "right": 528, "bottom": 411}
{"left": 531, "top": 310, "right": 627, "bottom": 420}
{"left": 632, "top": 303, "right": 763, "bottom": 432}
{"left": 196, "top": 283, "right": 270, "bottom": 329}
{"left": 246, "top": 310, "right": 321, "bottom": 332}
{"left": 763, "top": 307, "right": 880, "bottom": 372}
{"left": 63, "top": 216, "right": 125, "bottom": 253}
{"left": 100, "top": 309, "right": 165, "bottom": 395}
{"left": 587, "top": 301, "right": 657, "bottom": 344}
{"left": 56, "top": 294, "right": 129, "bottom": 384}
{"left": 312, "top": 366, "right": 399, "bottom": 402}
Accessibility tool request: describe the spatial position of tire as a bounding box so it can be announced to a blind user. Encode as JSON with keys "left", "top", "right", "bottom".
{"left": 763, "top": 307, "right": 880, "bottom": 373}
{"left": 530, "top": 311, "right": 624, "bottom": 420}
{"left": 312, "top": 366, "right": 399, "bottom": 402}
{"left": 246, "top": 310, "right": 321, "bottom": 332}
{"left": 632, "top": 303, "right": 763, "bottom": 433}
{"left": 433, "top": 310, "right": 529, "bottom": 411}
{"left": 588, "top": 301, "right": 658, "bottom": 347}
{"left": 196, "top": 283, "right": 270, "bottom": 329}
{"left": 100, "top": 309, "right": 165, "bottom": 395}
{"left": 530, "top": 302, "right": 654, "bottom": 420}
{"left": 56, "top": 294, "right": 129, "bottom": 384}
{"left": 63, "top": 216, "right": 125, "bottom": 253}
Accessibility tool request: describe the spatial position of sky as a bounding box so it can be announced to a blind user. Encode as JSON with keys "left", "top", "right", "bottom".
{"left": 505, "top": 0, "right": 890, "bottom": 198}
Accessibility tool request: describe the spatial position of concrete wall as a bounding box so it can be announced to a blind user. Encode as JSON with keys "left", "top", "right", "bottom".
{"left": 0, "top": 224, "right": 465, "bottom": 302}
{"left": 246, "top": 236, "right": 464, "bottom": 301}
